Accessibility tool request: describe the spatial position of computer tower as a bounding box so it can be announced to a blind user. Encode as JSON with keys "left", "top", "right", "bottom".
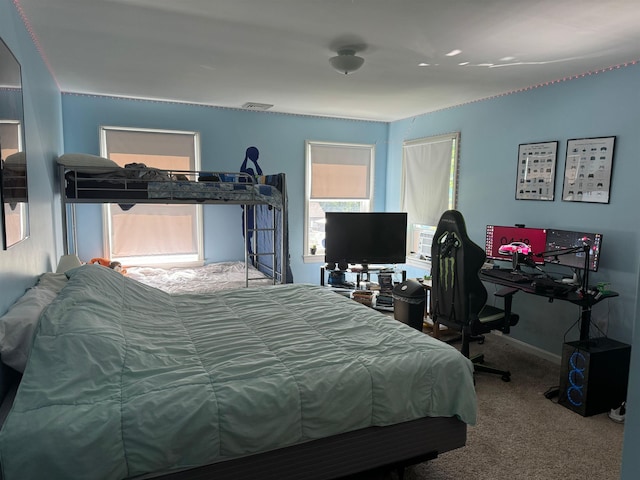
{"left": 558, "top": 337, "right": 631, "bottom": 417}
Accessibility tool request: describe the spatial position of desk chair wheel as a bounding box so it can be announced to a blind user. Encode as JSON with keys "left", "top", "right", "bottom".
{"left": 473, "top": 359, "right": 511, "bottom": 382}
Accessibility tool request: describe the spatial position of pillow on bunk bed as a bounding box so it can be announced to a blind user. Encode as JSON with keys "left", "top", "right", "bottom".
{"left": 57, "top": 153, "right": 120, "bottom": 173}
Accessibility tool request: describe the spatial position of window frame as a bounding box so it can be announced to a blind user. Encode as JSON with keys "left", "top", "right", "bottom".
{"left": 99, "top": 126, "right": 204, "bottom": 267}
{"left": 304, "top": 140, "right": 375, "bottom": 263}
{"left": 402, "top": 132, "right": 460, "bottom": 269}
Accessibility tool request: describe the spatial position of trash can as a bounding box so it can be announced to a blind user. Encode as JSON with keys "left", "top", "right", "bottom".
{"left": 393, "top": 279, "right": 426, "bottom": 331}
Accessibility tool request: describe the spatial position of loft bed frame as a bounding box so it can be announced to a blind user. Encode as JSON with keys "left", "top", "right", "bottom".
{"left": 59, "top": 164, "right": 289, "bottom": 285}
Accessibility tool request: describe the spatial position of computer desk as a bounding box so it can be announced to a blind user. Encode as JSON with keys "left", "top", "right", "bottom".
{"left": 479, "top": 268, "right": 619, "bottom": 341}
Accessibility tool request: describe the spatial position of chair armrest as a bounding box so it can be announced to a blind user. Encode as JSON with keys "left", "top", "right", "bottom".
{"left": 494, "top": 286, "right": 519, "bottom": 298}
{"left": 494, "top": 287, "right": 519, "bottom": 334}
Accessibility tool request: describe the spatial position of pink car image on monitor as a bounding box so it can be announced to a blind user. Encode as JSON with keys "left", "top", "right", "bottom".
{"left": 498, "top": 242, "right": 532, "bottom": 256}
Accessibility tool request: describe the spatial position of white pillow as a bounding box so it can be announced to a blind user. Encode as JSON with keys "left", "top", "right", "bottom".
{"left": 0, "top": 287, "right": 57, "bottom": 373}
{"left": 36, "top": 272, "right": 68, "bottom": 293}
{"left": 57, "top": 153, "right": 119, "bottom": 173}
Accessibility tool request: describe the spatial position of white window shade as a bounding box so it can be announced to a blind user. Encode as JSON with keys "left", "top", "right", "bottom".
{"left": 110, "top": 204, "right": 197, "bottom": 257}
{"left": 402, "top": 135, "right": 457, "bottom": 227}
{"left": 104, "top": 129, "right": 197, "bottom": 160}
{"left": 100, "top": 127, "right": 201, "bottom": 265}
{"left": 0, "top": 122, "right": 20, "bottom": 151}
{"left": 304, "top": 140, "right": 374, "bottom": 262}
{"left": 310, "top": 144, "right": 371, "bottom": 199}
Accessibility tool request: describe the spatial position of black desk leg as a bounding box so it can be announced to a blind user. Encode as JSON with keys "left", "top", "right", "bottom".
{"left": 579, "top": 305, "right": 591, "bottom": 341}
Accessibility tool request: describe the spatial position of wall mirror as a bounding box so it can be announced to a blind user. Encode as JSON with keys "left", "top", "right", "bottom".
{"left": 0, "top": 37, "right": 29, "bottom": 249}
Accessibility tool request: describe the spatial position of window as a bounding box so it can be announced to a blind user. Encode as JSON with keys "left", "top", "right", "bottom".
{"left": 402, "top": 133, "right": 459, "bottom": 267}
{"left": 100, "top": 127, "right": 202, "bottom": 266}
{"left": 304, "top": 140, "right": 375, "bottom": 261}
{"left": 0, "top": 120, "right": 28, "bottom": 247}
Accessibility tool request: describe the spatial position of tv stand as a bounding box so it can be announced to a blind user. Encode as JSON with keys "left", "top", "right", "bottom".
{"left": 320, "top": 266, "right": 407, "bottom": 312}
{"left": 320, "top": 265, "right": 406, "bottom": 288}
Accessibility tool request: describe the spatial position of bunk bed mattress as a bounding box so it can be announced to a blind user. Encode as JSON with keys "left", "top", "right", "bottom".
{"left": 0, "top": 265, "right": 476, "bottom": 480}
{"left": 64, "top": 169, "right": 283, "bottom": 207}
{"left": 125, "top": 261, "right": 274, "bottom": 293}
{"left": 147, "top": 181, "right": 282, "bottom": 207}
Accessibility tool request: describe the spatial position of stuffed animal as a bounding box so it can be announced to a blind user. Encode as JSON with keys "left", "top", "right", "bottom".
{"left": 88, "top": 258, "right": 127, "bottom": 274}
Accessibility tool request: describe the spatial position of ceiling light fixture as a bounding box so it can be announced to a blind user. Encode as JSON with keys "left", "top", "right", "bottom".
{"left": 446, "top": 49, "right": 462, "bottom": 57}
{"left": 329, "top": 49, "right": 365, "bottom": 75}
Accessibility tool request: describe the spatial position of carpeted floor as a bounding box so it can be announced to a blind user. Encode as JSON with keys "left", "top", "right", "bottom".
{"left": 347, "top": 334, "right": 625, "bottom": 480}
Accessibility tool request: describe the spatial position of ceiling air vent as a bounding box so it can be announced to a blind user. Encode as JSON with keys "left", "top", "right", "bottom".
{"left": 241, "top": 102, "right": 273, "bottom": 111}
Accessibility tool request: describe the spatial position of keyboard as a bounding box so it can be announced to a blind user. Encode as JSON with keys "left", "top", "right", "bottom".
{"left": 531, "top": 277, "right": 576, "bottom": 296}
{"left": 481, "top": 269, "right": 533, "bottom": 284}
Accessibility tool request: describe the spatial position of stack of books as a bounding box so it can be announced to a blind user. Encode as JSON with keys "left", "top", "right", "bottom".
{"left": 376, "top": 273, "right": 394, "bottom": 309}
{"left": 352, "top": 290, "right": 374, "bottom": 307}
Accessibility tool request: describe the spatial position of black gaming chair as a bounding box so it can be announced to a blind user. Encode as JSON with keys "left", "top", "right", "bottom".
{"left": 430, "top": 210, "right": 519, "bottom": 382}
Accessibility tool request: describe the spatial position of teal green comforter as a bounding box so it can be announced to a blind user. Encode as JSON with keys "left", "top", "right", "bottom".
{"left": 0, "top": 265, "right": 476, "bottom": 479}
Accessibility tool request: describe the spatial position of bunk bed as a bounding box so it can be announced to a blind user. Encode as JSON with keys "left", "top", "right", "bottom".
{"left": 0, "top": 266, "right": 477, "bottom": 480}
{"left": 57, "top": 154, "right": 290, "bottom": 286}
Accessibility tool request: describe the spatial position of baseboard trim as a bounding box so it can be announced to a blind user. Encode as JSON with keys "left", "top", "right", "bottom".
{"left": 490, "top": 332, "right": 561, "bottom": 365}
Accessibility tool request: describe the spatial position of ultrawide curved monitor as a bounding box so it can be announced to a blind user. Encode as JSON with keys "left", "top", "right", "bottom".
{"left": 544, "top": 229, "right": 603, "bottom": 272}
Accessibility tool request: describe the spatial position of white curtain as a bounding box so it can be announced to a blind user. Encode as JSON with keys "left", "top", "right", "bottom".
{"left": 402, "top": 134, "right": 457, "bottom": 228}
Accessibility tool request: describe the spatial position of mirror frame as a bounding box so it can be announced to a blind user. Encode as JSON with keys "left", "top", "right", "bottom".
{"left": 0, "top": 36, "right": 29, "bottom": 249}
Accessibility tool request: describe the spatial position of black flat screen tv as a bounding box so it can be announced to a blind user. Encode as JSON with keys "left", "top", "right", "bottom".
{"left": 324, "top": 212, "right": 407, "bottom": 267}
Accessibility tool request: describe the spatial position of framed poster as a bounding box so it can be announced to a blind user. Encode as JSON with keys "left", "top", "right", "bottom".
{"left": 515, "top": 141, "right": 558, "bottom": 201}
{"left": 562, "top": 136, "right": 616, "bottom": 203}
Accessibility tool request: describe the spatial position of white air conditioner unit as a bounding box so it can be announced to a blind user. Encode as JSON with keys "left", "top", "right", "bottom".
{"left": 410, "top": 224, "right": 437, "bottom": 261}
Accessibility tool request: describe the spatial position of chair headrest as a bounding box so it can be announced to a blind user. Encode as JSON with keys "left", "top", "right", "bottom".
{"left": 438, "top": 231, "right": 460, "bottom": 258}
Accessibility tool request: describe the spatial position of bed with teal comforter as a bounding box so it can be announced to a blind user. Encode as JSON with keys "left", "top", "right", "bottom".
{"left": 0, "top": 265, "right": 476, "bottom": 480}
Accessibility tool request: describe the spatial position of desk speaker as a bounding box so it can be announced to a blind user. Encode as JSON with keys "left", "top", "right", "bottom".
{"left": 558, "top": 337, "right": 631, "bottom": 417}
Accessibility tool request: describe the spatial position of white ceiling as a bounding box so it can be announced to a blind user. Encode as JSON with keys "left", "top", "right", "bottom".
{"left": 16, "top": 0, "right": 640, "bottom": 121}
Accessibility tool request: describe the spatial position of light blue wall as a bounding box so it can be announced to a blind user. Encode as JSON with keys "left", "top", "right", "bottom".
{"left": 388, "top": 66, "right": 639, "bottom": 353}
{"left": 386, "top": 65, "right": 640, "bottom": 478}
{"left": 60, "top": 94, "right": 389, "bottom": 284}
{"left": 0, "top": 0, "right": 63, "bottom": 314}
